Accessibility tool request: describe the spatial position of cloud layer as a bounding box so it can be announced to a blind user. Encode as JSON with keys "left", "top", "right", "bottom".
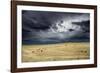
{"left": 22, "top": 10, "right": 90, "bottom": 44}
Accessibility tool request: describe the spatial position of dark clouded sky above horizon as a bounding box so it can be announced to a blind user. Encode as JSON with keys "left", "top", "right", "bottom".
{"left": 22, "top": 10, "right": 90, "bottom": 44}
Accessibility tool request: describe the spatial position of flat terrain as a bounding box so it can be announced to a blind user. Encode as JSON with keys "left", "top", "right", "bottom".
{"left": 22, "top": 42, "right": 90, "bottom": 62}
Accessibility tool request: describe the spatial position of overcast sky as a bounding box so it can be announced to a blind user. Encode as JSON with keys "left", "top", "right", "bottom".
{"left": 22, "top": 10, "right": 90, "bottom": 44}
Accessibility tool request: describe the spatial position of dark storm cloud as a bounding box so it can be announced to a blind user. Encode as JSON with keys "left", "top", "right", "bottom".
{"left": 72, "top": 20, "right": 90, "bottom": 33}
{"left": 22, "top": 11, "right": 51, "bottom": 31}
{"left": 22, "top": 10, "right": 89, "bottom": 30}
{"left": 22, "top": 10, "right": 90, "bottom": 44}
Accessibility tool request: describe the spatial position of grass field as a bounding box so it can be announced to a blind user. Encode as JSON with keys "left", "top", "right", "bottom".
{"left": 22, "top": 42, "right": 90, "bottom": 62}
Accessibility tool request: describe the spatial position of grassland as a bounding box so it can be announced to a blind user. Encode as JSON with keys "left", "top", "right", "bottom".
{"left": 22, "top": 42, "right": 90, "bottom": 62}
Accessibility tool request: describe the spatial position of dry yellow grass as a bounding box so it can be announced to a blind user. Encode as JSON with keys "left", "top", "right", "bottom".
{"left": 22, "top": 42, "right": 90, "bottom": 62}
